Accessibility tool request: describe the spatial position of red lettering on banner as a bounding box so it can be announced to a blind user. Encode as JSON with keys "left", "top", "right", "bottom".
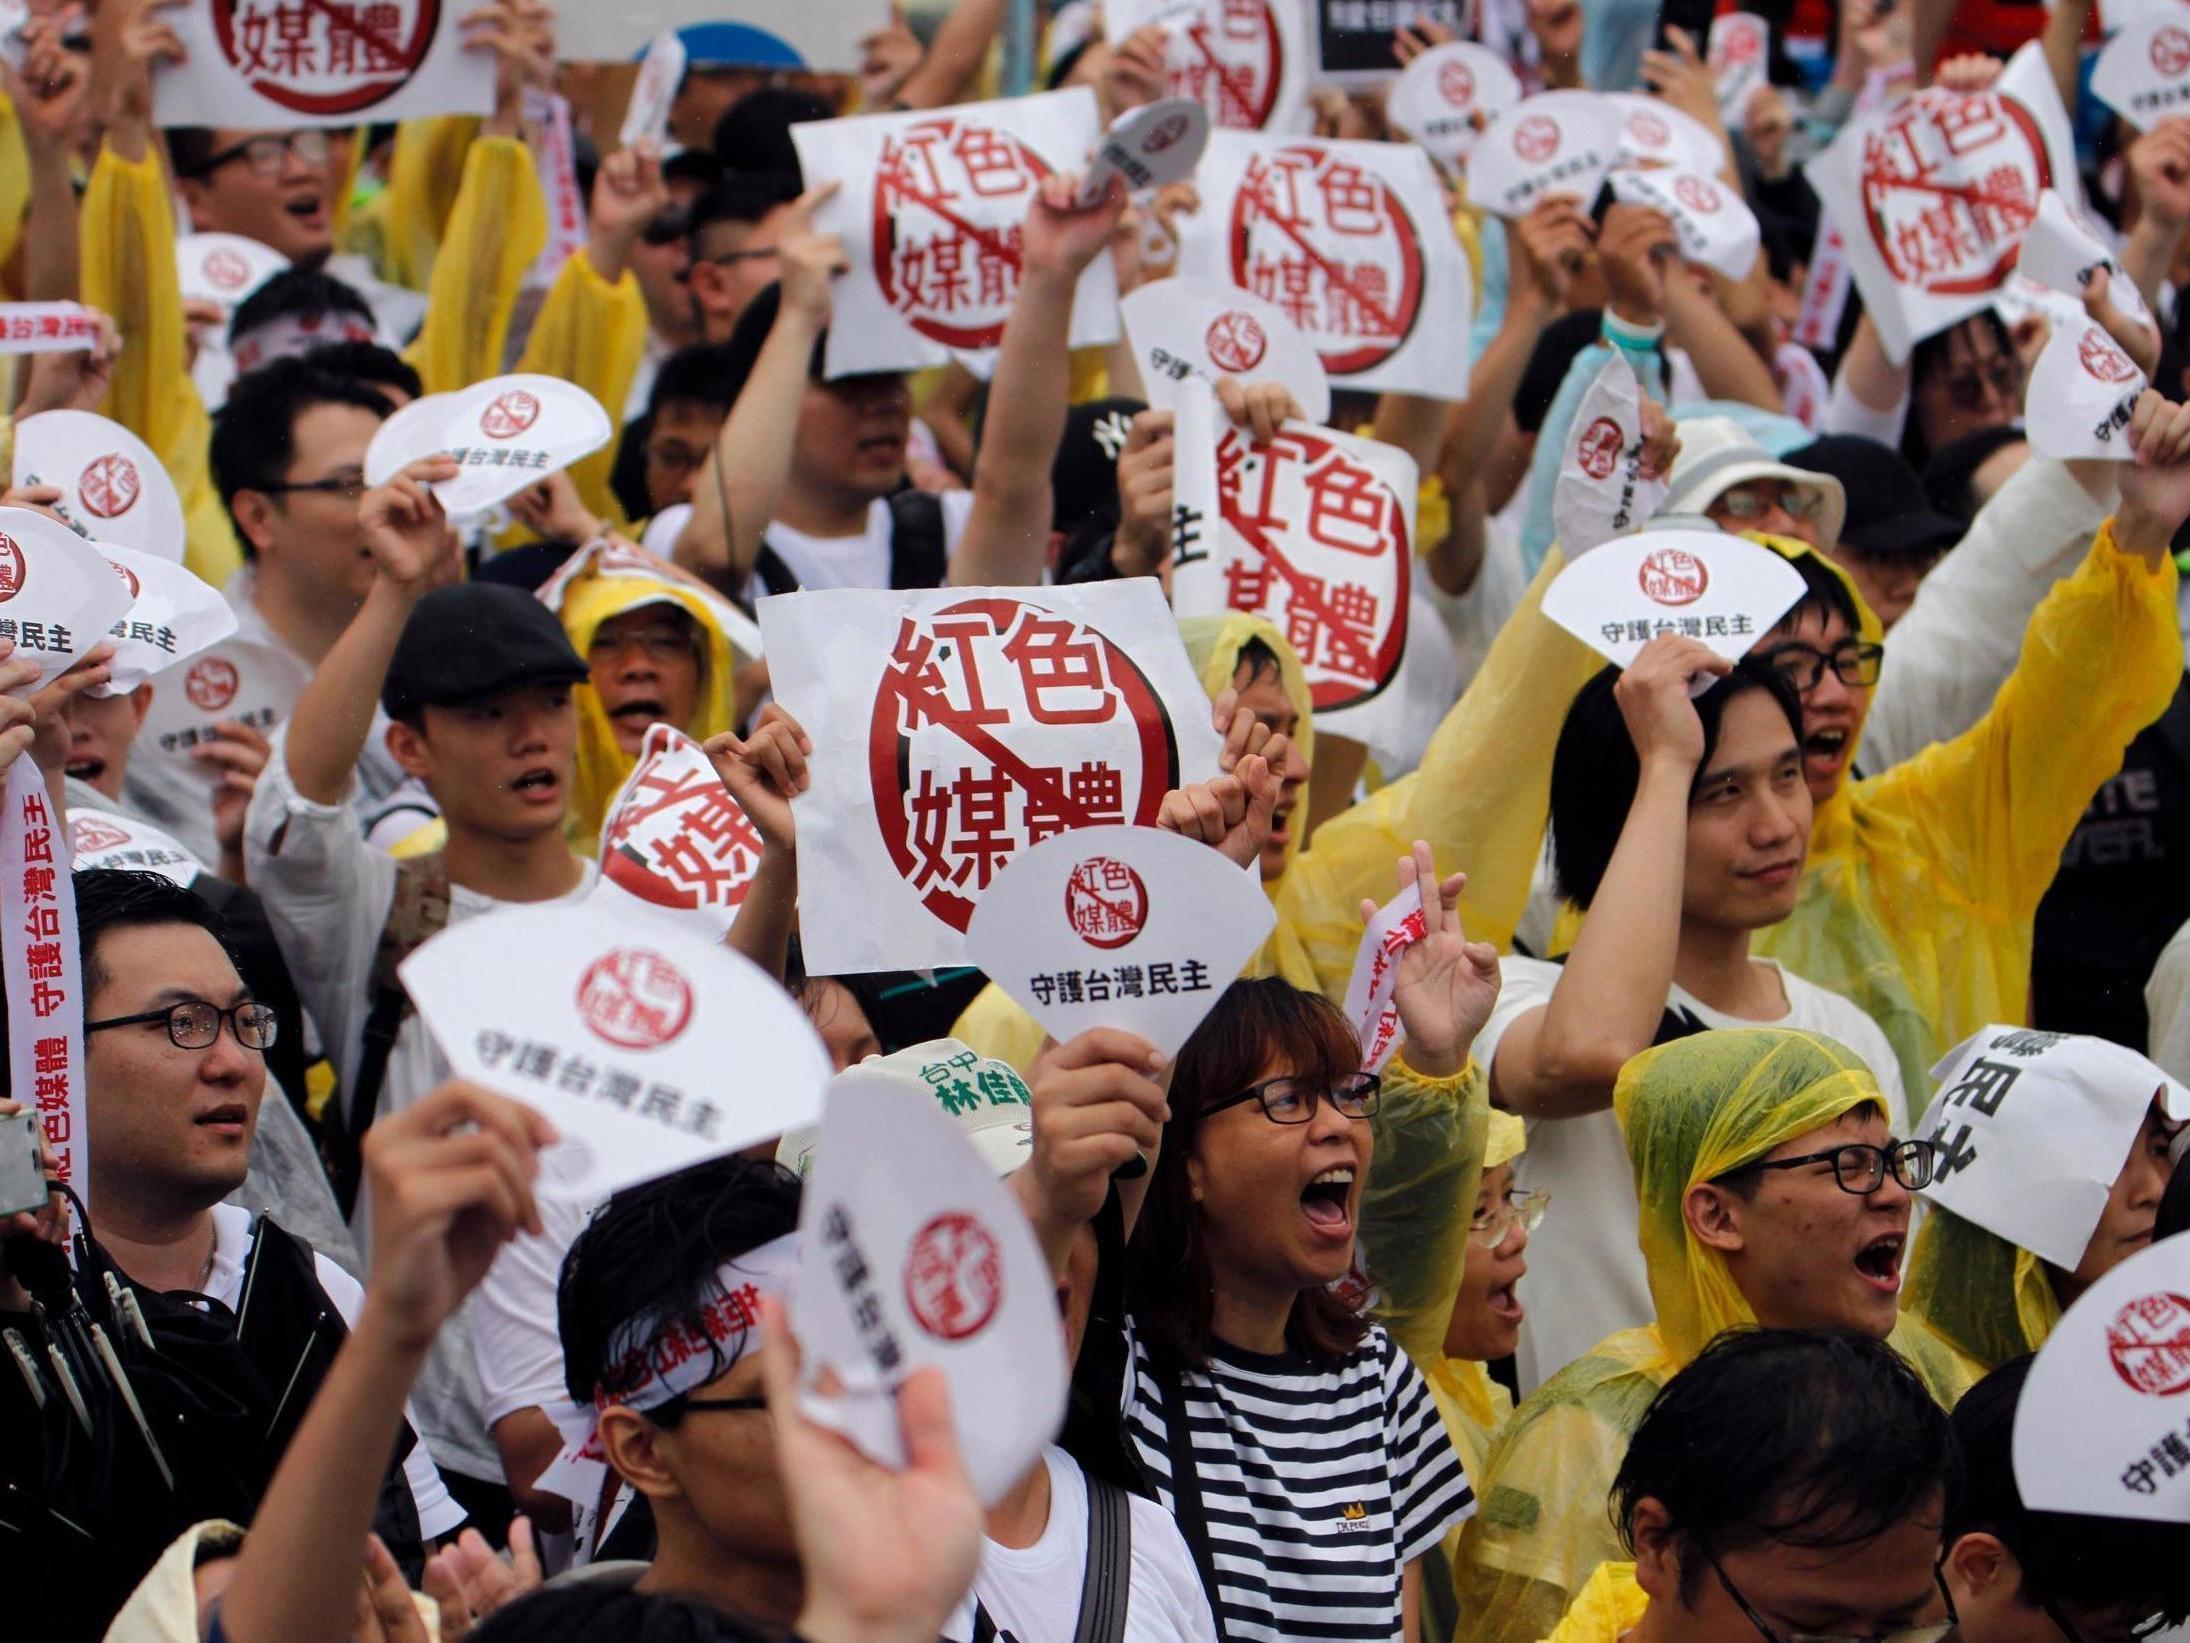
{"left": 601, "top": 732, "right": 765, "bottom": 919}
{"left": 875, "top": 120, "right": 1049, "bottom": 352}
{"left": 1859, "top": 89, "right": 2048, "bottom": 297}
{"left": 1171, "top": 0, "right": 1283, "bottom": 130}
{"left": 212, "top": 0, "right": 437, "bottom": 118}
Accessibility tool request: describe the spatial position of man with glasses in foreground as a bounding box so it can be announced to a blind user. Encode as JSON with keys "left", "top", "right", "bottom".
{"left": 1542, "top": 1328, "right": 1960, "bottom": 1643}
{"left": 1451, "top": 1028, "right": 1962, "bottom": 1643}
{"left": 73, "top": 867, "right": 465, "bottom": 1548}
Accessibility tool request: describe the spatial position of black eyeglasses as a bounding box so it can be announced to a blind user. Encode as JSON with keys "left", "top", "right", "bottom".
{"left": 2039, "top": 1592, "right": 2172, "bottom": 1643}
{"left": 255, "top": 472, "right": 367, "bottom": 503}
{"left": 189, "top": 130, "right": 332, "bottom": 179}
{"left": 1756, "top": 641, "right": 1886, "bottom": 692}
{"left": 1204, "top": 1072, "right": 1380, "bottom": 1125}
{"left": 86, "top": 1001, "right": 278, "bottom": 1052}
{"left": 1718, "top": 1139, "right": 1936, "bottom": 1195}
{"left": 1700, "top": 1538, "right": 1957, "bottom": 1643}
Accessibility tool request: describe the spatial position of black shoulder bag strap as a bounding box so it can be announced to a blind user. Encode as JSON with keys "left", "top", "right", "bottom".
{"left": 334, "top": 852, "right": 451, "bottom": 1215}
{"left": 886, "top": 489, "right": 949, "bottom": 588}
{"left": 1158, "top": 1367, "right": 1228, "bottom": 1643}
{"left": 1073, "top": 1473, "right": 1134, "bottom": 1643}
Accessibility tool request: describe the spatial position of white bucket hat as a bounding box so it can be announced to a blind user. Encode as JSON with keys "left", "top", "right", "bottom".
{"left": 1658, "top": 416, "right": 1847, "bottom": 549}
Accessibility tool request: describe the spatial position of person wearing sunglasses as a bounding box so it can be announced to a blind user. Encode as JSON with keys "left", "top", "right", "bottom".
{"left": 1940, "top": 1356, "right": 2190, "bottom": 1643}
{"left": 1539, "top": 1328, "right": 1959, "bottom": 1643}
{"left": 1451, "top": 1028, "right": 1963, "bottom": 1643}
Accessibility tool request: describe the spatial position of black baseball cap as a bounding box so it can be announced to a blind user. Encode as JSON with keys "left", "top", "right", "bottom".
{"left": 382, "top": 583, "right": 591, "bottom": 720}
{"left": 1051, "top": 397, "right": 1146, "bottom": 533}
{"left": 1786, "top": 435, "right": 1965, "bottom": 560}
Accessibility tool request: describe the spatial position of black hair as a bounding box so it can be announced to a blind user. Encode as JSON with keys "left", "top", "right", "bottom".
{"left": 1921, "top": 426, "right": 2028, "bottom": 527}
{"left": 1549, "top": 661, "right": 1805, "bottom": 909}
{"left": 209, "top": 357, "right": 393, "bottom": 541}
{"left": 1773, "top": 547, "right": 1863, "bottom": 638}
{"left": 1614, "top": 1329, "right": 1959, "bottom": 1605}
{"left": 2160, "top": 1149, "right": 2190, "bottom": 1243}
{"left": 304, "top": 340, "right": 424, "bottom": 405}
{"left": 165, "top": 128, "right": 220, "bottom": 179}
{"left": 710, "top": 86, "right": 830, "bottom": 175}
{"left": 1948, "top": 1356, "right": 2190, "bottom": 1627}
{"left": 650, "top": 340, "right": 748, "bottom": 419}
{"left": 556, "top": 1153, "right": 801, "bottom": 1415}
{"left": 473, "top": 1586, "right": 773, "bottom": 1643}
{"left": 1516, "top": 313, "right": 1607, "bottom": 435}
{"left": 686, "top": 169, "right": 803, "bottom": 255}
{"left": 227, "top": 266, "right": 374, "bottom": 350}
{"left": 72, "top": 869, "right": 239, "bottom": 1005}
{"left": 1231, "top": 635, "right": 1285, "bottom": 692}
{"left": 1904, "top": 310, "right": 2016, "bottom": 467}
{"left": 715, "top": 282, "right": 826, "bottom": 408}
{"left": 611, "top": 410, "right": 658, "bottom": 526}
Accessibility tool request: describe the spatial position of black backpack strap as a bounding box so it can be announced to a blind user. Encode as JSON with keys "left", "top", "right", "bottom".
{"left": 1073, "top": 1473, "right": 1133, "bottom": 1643}
{"left": 969, "top": 1602, "right": 999, "bottom": 1643}
{"left": 886, "top": 489, "right": 949, "bottom": 589}
{"left": 331, "top": 853, "right": 451, "bottom": 1216}
{"left": 1157, "top": 1368, "right": 1227, "bottom": 1643}
{"left": 752, "top": 541, "right": 800, "bottom": 597}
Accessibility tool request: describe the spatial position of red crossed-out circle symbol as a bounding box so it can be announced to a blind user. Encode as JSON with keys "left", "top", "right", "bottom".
{"left": 1626, "top": 108, "right": 1671, "bottom": 148}
{"left": 1577, "top": 417, "right": 1623, "bottom": 481}
{"left": 601, "top": 731, "right": 765, "bottom": 915}
{"left": 1438, "top": 59, "right": 1476, "bottom": 107}
{"left": 1206, "top": 309, "right": 1269, "bottom": 372}
{"left": 108, "top": 559, "right": 141, "bottom": 600}
{"left": 0, "top": 533, "right": 26, "bottom": 603}
{"left": 70, "top": 814, "right": 132, "bottom": 854}
{"left": 80, "top": 454, "right": 141, "bottom": 519}
{"left": 873, "top": 117, "right": 1053, "bottom": 351}
{"left": 1860, "top": 89, "right": 2049, "bottom": 297}
{"left": 1639, "top": 547, "right": 1709, "bottom": 606}
{"left": 481, "top": 389, "right": 541, "bottom": 439}
{"left": 1064, "top": 856, "right": 1149, "bottom": 949}
{"left": 2156, "top": 26, "right": 2190, "bottom": 75}
{"left": 209, "top": 0, "right": 442, "bottom": 118}
{"left": 904, "top": 1211, "right": 1004, "bottom": 1341}
{"left": 204, "top": 248, "right": 251, "bottom": 291}
{"left": 2080, "top": 327, "right": 2140, "bottom": 383}
{"left": 1675, "top": 174, "right": 1722, "bottom": 213}
{"left": 1172, "top": 0, "right": 1283, "bottom": 130}
{"left": 1715, "top": 20, "right": 1762, "bottom": 65}
{"left": 1513, "top": 113, "right": 1560, "bottom": 162}
{"left": 186, "top": 657, "right": 240, "bottom": 712}
{"left": 576, "top": 947, "right": 695, "bottom": 1050}
{"left": 2108, "top": 1292, "right": 2190, "bottom": 1395}
{"left": 1145, "top": 112, "right": 1192, "bottom": 152}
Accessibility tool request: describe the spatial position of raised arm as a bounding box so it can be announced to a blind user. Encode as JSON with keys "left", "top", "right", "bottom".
{"left": 706, "top": 704, "right": 809, "bottom": 982}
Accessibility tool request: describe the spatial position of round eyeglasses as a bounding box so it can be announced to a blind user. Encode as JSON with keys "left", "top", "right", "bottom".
{"left": 1718, "top": 1139, "right": 1937, "bottom": 1196}
{"left": 1470, "top": 1188, "right": 1550, "bottom": 1246}
{"left": 85, "top": 1000, "right": 279, "bottom": 1053}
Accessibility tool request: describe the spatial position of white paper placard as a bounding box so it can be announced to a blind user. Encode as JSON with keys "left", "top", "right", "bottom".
{"left": 524, "top": 88, "right": 587, "bottom": 289}
{"left": 68, "top": 807, "right": 204, "bottom": 888}
{"left": 153, "top": 0, "right": 495, "bottom": 129}
{"left": 793, "top": 1071, "right": 1067, "bottom": 1508}
{"left": 134, "top": 638, "right": 307, "bottom": 793}
{"left": 0, "top": 1, "right": 28, "bottom": 75}
{"left": 2094, "top": 8, "right": 2190, "bottom": 128}
{"left": 401, "top": 902, "right": 831, "bottom": 1199}
{"left": 1386, "top": 42, "right": 1522, "bottom": 174}
{"left": 2016, "top": 1235, "right": 2190, "bottom": 1521}
{"left": 1178, "top": 131, "right": 1471, "bottom": 400}
{"left": 2017, "top": 187, "right": 2157, "bottom": 331}
{"left": 1708, "top": 12, "right": 1771, "bottom": 125}
{"left": 1111, "top": 0, "right": 1313, "bottom": 135}
{"left": 1341, "top": 878, "right": 1426, "bottom": 1075}
{"left": 1991, "top": 271, "right": 2089, "bottom": 337}
{"left": 1175, "top": 414, "right": 1430, "bottom": 764}
{"left": 1121, "top": 278, "right": 1332, "bottom": 424}
{"left": 2024, "top": 314, "right": 2147, "bottom": 460}
{"left": 1919, "top": 1025, "right": 2190, "bottom": 1271}
{"left": 1607, "top": 93, "right": 1726, "bottom": 174}
{"left": 1542, "top": 528, "right": 1807, "bottom": 673}
{"left": 759, "top": 580, "right": 1222, "bottom": 975}
{"left": 1080, "top": 98, "right": 1211, "bottom": 206}
{"left": 1466, "top": 90, "right": 1621, "bottom": 218}
{"left": 619, "top": 31, "right": 685, "bottom": 150}
{"left": 1106, "top": 0, "right": 1204, "bottom": 37}
{"left": 589, "top": 722, "right": 764, "bottom": 939}
{"left": 776, "top": 1039, "right": 1037, "bottom": 1181}
{"left": 554, "top": 0, "right": 883, "bottom": 68}
{"left": 1804, "top": 42, "right": 2081, "bottom": 364}
{"left": 0, "top": 303, "right": 102, "bottom": 355}
{"left": 964, "top": 824, "right": 1275, "bottom": 1057}
{"left": 93, "top": 545, "right": 240, "bottom": 695}
{"left": 175, "top": 232, "right": 288, "bottom": 315}
{"left": 1607, "top": 166, "right": 1762, "bottom": 278}
{"left": 427, "top": 375, "right": 614, "bottom": 516}
{"left": 0, "top": 507, "right": 137, "bottom": 692}
{"left": 13, "top": 411, "right": 188, "bottom": 564}
{"left": 364, "top": 391, "right": 463, "bottom": 487}
{"left": 791, "top": 90, "right": 1120, "bottom": 381}
{"left": 1552, "top": 351, "right": 1668, "bottom": 558}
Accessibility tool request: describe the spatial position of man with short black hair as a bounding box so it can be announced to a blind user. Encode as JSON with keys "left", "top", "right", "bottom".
{"left": 685, "top": 171, "right": 806, "bottom": 342}
{"left": 226, "top": 266, "right": 380, "bottom": 376}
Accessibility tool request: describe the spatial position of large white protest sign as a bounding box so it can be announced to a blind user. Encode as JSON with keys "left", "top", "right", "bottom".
{"left": 1342, "top": 879, "right": 1425, "bottom": 1075}
{"left": 966, "top": 825, "right": 1275, "bottom": 1057}
{"left": 1542, "top": 529, "right": 1806, "bottom": 675}
{"left": 1805, "top": 42, "right": 2081, "bottom": 364}
{"left": 589, "top": 723, "right": 764, "bottom": 939}
{"left": 554, "top": 1, "right": 882, "bottom": 68}
{"left": 68, "top": 807, "right": 204, "bottom": 888}
{"left": 1607, "top": 94, "right": 1726, "bottom": 174}
{"left": 760, "top": 580, "right": 1221, "bottom": 974}
{"left": 1386, "top": 42, "right": 1522, "bottom": 174}
{"left": 1920, "top": 1025, "right": 2190, "bottom": 1272}
{"left": 93, "top": 546, "right": 240, "bottom": 696}
{"left": 1122, "top": 278, "right": 1332, "bottom": 424}
{"left": 1708, "top": 13, "right": 1771, "bottom": 125}
{"left": 135, "top": 639, "right": 307, "bottom": 798}
{"left": 0, "top": 507, "right": 136, "bottom": 692}
{"left": 153, "top": 0, "right": 494, "bottom": 129}
{"left": 402, "top": 903, "right": 831, "bottom": 1198}
{"left": 0, "top": 303, "right": 102, "bottom": 355}
{"left": 1608, "top": 167, "right": 1761, "bottom": 277}
{"left": 2094, "top": 8, "right": 2190, "bottom": 128}
{"left": 1079, "top": 98, "right": 1211, "bottom": 207}
{"left": 2017, "top": 188, "right": 2157, "bottom": 331}
{"left": 2025, "top": 314, "right": 2147, "bottom": 460}
{"left": 794, "top": 1071, "right": 1068, "bottom": 1507}
{"left": 1552, "top": 351, "right": 1667, "bottom": 558}
{"left": 619, "top": 31, "right": 685, "bottom": 150}
{"left": 1179, "top": 131, "right": 1471, "bottom": 399}
{"left": 427, "top": 375, "right": 613, "bottom": 516}
{"left": 14, "top": 412, "right": 188, "bottom": 564}
{"left": 1466, "top": 91, "right": 1620, "bottom": 218}
{"left": 791, "top": 89, "right": 1119, "bottom": 380}
{"left": 2016, "top": 1236, "right": 2190, "bottom": 1521}
{"left": 1111, "top": 0, "right": 1313, "bottom": 135}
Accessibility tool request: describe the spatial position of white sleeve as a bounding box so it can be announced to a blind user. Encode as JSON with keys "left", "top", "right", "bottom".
{"left": 1473, "top": 956, "right": 1563, "bottom": 1104}
{"left": 1127, "top": 1494, "right": 1225, "bottom": 1643}
{"left": 939, "top": 488, "right": 978, "bottom": 555}
{"left": 473, "top": 1189, "right": 589, "bottom": 1428}
{"left": 1861, "top": 456, "right": 2114, "bottom": 773}
{"left": 1823, "top": 367, "right": 1909, "bottom": 447}
{"left": 2148, "top": 920, "right": 2190, "bottom": 1084}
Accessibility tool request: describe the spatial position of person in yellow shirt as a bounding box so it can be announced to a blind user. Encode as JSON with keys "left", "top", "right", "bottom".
{"left": 1543, "top": 1329, "right": 1957, "bottom": 1643}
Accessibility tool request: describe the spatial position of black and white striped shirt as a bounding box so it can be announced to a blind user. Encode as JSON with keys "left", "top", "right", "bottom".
{"left": 1121, "top": 1318, "right": 1475, "bottom": 1642}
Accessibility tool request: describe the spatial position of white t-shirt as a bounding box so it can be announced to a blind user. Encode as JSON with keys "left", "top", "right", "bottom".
{"left": 940, "top": 1447, "right": 1220, "bottom": 1643}
{"left": 205, "top": 1202, "right": 466, "bottom": 1540}
{"left": 1478, "top": 955, "right": 1909, "bottom": 1395}
{"left": 474, "top": 1183, "right": 592, "bottom": 1430}
{"left": 757, "top": 491, "right": 975, "bottom": 592}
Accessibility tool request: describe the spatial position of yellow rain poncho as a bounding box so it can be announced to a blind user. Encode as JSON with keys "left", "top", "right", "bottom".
{"left": 1450, "top": 1029, "right": 1928, "bottom": 1643}
{"left": 1543, "top": 1563, "right": 1648, "bottom": 1643}
{"left": 558, "top": 564, "right": 744, "bottom": 851}
{"left": 1897, "top": 1207, "right": 2061, "bottom": 1406}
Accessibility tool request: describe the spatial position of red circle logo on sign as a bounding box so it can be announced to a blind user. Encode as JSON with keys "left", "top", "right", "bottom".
{"left": 1577, "top": 417, "right": 1623, "bottom": 481}
{"left": 903, "top": 1211, "right": 1004, "bottom": 1341}
{"left": 69, "top": 814, "right": 132, "bottom": 854}
{"left": 2107, "top": 1292, "right": 2190, "bottom": 1395}
{"left": 1065, "top": 856, "right": 1149, "bottom": 949}
{"left": 601, "top": 736, "right": 766, "bottom": 916}
{"left": 80, "top": 453, "right": 141, "bottom": 519}
{"left": 1228, "top": 143, "right": 1426, "bottom": 376}
{"left": 1714, "top": 22, "right": 1762, "bottom": 65}
{"left": 204, "top": 248, "right": 251, "bottom": 291}
{"left": 2079, "top": 328, "right": 2140, "bottom": 383}
{"left": 867, "top": 598, "right": 1182, "bottom": 934}
{"left": 1861, "top": 89, "right": 2049, "bottom": 297}
{"left": 1438, "top": 60, "right": 1476, "bottom": 108}
{"left": 873, "top": 117, "right": 1054, "bottom": 351}
{"left": 1169, "top": 0, "right": 1284, "bottom": 130}
{"left": 480, "top": 390, "right": 540, "bottom": 440}
{"left": 186, "top": 657, "right": 240, "bottom": 712}
{"left": 2156, "top": 26, "right": 2190, "bottom": 74}
{"left": 576, "top": 948, "right": 695, "bottom": 1050}
{"left": 1145, "top": 112, "right": 1192, "bottom": 153}
{"left": 1625, "top": 108, "right": 1670, "bottom": 148}
{"left": 1639, "top": 548, "right": 1709, "bottom": 606}
{"left": 1513, "top": 114, "right": 1560, "bottom": 163}
{"left": 108, "top": 559, "right": 141, "bottom": 600}
{"left": 0, "top": 533, "right": 26, "bottom": 604}
{"left": 1674, "top": 175, "right": 1722, "bottom": 213}
{"left": 209, "top": 0, "right": 442, "bottom": 117}
{"left": 1206, "top": 309, "right": 1269, "bottom": 372}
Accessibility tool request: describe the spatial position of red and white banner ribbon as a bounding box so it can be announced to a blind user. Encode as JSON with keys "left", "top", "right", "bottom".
{"left": 3, "top": 753, "right": 85, "bottom": 1208}
{"left": 1342, "top": 879, "right": 1427, "bottom": 1075}
{"left": 0, "top": 303, "right": 102, "bottom": 354}
{"left": 525, "top": 89, "right": 587, "bottom": 291}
